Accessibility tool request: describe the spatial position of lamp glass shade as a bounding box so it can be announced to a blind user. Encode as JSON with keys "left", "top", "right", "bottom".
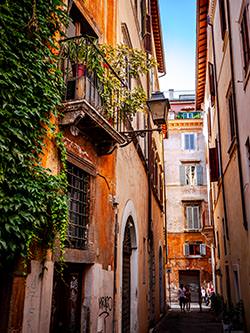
{"left": 147, "top": 91, "right": 169, "bottom": 125}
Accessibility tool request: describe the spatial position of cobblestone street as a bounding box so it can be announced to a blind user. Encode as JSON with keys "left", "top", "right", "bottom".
{"left": 153, "top": 304, "right": 223, "bottom": 333}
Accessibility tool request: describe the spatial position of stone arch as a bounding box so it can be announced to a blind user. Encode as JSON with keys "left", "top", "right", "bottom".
{"left": 120, "top": 200, "right": 138, "bottom": 333}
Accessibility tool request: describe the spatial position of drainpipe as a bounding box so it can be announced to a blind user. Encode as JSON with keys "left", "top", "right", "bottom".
{"left": 225, "top": 0, "right": 248, "bottom": 230}
{"left": 161, "top": 137, "right": 168, "bottom": 308}
{"left": 112, "top": 204, "right": 118, "bottom": 333}
{"left": 207, "top": 20, "right": 230, "bottom": 240}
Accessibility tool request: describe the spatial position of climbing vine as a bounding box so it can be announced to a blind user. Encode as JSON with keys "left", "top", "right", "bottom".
{"left": 0, "top": 0, "right": 68, "bottom": 265}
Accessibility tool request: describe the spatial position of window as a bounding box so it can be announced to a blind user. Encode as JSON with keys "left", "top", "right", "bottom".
{"left": 208, "top": 63, "right": 215, "bottom": 105}
{"left": 245, "top": 136, "right": 250, "bottom": 168}
{"left": 240, "top": 4, "right": 250, "bottom": 75}
{"left": 180, "top": 164, "right": 203, "bottom": 186}
{"left": 186, "top": 206, "right": 200, "bottom": 230}
{"left": 227, "top": 86, "right": 236, "bottom": 142}
{"left": 216, "top": 231, "right": 221, "bottom": 259}
{"left": 183, "top": 243, "right": 206, "bottom": 256}
{"left": 209, "top": 145, "right": 220, "bottom": 182}
{"left": 219, "top": 0, "right": 226, "bottom": 39}
{"left": 182, "top": 133, "right": 196, "bottom": 150}
{"left": 67, "top": 162, "right": 90, "bottom": 249}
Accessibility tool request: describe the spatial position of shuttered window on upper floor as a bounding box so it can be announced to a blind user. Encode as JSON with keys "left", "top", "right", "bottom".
{"left": 186, "top": 206, "right": 201, "bottom": 230}
{"left": 240, "top": 3, "right": 250, "bottom": 75}
{"left": 179, "top": 164, "right": 203, "bottom": 186}
{"left": 181, "top": 133, "right": 196, "bottom": 150}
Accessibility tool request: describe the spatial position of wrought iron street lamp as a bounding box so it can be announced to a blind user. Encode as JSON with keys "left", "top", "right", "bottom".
{"left": 120, "top": 91, "right": 169, "bottom": 144}
{"left": 146, "top": 91, "right": 170, "bottom": 126}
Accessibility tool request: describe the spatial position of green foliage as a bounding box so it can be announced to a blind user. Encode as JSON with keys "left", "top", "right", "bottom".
{"left": 0, "top": 0, "right": 68, "bottom": 264}
{"left": 61, "top": 38, "right": 157, "bottom": 119}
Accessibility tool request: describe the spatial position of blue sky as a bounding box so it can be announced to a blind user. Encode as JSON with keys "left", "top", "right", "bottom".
{"left": 158, "top": 0, "right": 196, "bottom": 92}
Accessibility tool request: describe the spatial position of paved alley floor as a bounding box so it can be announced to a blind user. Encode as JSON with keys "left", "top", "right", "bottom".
{"left": 153, "top": 303, "right": 223, "bottom": 333}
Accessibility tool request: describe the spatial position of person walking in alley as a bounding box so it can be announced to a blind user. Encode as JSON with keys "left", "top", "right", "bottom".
{"left": 198, "top": 287, "right": 202, "bottom": 312}
{"left": 178, "top": 284, "right": 186, "bottom": 312}
{"left": 184, "top": 285, "right": 191, "bottom": 312}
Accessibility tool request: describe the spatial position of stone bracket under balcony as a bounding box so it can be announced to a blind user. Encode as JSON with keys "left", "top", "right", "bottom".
{"left": 60, "top": 99, "right": 126, "bottom": 155}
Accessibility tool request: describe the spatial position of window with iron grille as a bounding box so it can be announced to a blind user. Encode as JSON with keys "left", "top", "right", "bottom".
{"left": 67, "top": 162, "right": 90, "bottom": 249}
{"left": 240, "top": 4, "right": 250, "bottom": 75}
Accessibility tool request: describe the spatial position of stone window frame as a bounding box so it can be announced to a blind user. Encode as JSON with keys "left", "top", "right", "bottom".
{"left": 182, "top": 200, "right": 203, "bottom": 232}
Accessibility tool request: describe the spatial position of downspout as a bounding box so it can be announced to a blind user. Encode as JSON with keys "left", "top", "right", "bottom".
{"left": 208, "top": 20, "right": 230, "bottom": 241}
{"left": 161, "top": 136, "right": 168, "bottom": 310}
{"left": 225, "top": 0, "right": 248, "bottom": 230}
{"left": 112, "top": 205, "right": 118, "bottom": 333}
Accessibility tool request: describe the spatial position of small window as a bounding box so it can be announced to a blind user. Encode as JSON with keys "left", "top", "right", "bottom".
{"left": 186, "top": 206, "right": 200, "bottom": 230}
{"left": 67, "top": 162, "right": 90, "bottom": 249}
{"left": 180, "top": 165, "right": 203, "bottom": 186}
{"left": 245, "top": 136, "right": 250, "bottom": 167}
{"left": 240, "top": 4, "right": 250, "bottom": 75}
{"left": 219, "top": 0, "right": 227, "bottom": 40}
{"left": 227, "top": 86, "right": 236, "bottom": 143}
{"left": 182, "top": 133, "right": 196, "bottom": 150}
{"left": 208, "top": 63, "right": 215, "bottom": 105}
{"left": 183, "top": 243, "right": 206, "bottom": 256}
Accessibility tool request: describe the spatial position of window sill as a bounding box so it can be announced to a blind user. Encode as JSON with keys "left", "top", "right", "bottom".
{"left": 185, "top": 255, "right": 202, "bottom": 258}
{"left": 184, "top": 229, "right": 202, "bottom": 233}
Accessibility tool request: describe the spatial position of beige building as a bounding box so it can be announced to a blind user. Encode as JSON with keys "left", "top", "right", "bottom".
{"left": 196, "top": 0, "right": 250, "bottom": 330}
{"left": 164, "top": 91, "right": 214, "bottom": 303}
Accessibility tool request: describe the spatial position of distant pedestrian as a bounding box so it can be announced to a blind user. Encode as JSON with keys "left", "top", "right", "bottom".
{"left": 178, "top": 284, "right": 186, "bottom": 312}
{"left": 198, "top": 287, "right": 202, "bottom": 312}
{"left": 184, "top": 285, "right": 191, "bottom": 312}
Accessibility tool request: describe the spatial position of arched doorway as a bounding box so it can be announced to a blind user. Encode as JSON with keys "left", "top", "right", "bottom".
{"left": 122, "top": 216, "right": 137, "bottom": 333}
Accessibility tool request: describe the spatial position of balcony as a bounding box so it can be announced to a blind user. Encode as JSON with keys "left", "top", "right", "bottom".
{"left": 59, "top": 36, "right": 126, "bottom": 154}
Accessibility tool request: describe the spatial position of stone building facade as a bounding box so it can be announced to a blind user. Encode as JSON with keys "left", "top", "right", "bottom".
{"left": 164, "top": 92, "right": 213, "bottom": 303}
{"left": 196, "top": 0, "right": 250, "bottom": 330}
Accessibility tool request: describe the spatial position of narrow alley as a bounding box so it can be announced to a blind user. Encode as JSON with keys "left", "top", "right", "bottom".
{"left": 154, "top": 305, "right": 222, "bottom": 333}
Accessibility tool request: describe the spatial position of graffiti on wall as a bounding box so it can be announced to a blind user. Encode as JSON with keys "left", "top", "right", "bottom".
{"left": 97, "top": 296, "right": 113, "bottom": 333}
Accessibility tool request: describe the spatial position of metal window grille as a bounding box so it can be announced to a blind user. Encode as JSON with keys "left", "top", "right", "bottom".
{"left": 67, "top": 162, "right": 90, "bottom": 249}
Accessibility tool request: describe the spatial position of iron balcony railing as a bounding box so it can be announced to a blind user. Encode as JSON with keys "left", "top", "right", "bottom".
{"left": 60, "top": 35, "right": 127, "bottom": 132}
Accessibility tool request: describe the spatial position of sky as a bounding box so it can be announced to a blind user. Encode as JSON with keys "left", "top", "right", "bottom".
{"left": 158, "top": 0, "right": 196, "bottom": 92}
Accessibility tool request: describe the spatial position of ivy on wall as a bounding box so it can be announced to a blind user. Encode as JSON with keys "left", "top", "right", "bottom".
{"left": 0, "top": 0, "right": 68, "bottom": 265}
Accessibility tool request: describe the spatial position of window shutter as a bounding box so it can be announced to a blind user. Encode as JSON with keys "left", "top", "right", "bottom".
{"left": 184, "top": 134, "right": 189, "bottom": 149}
{"left": 200, "top": 244, "right": 206, "bottom": 256}
{"left": 209, "top": 147, "right": 219, "bottom": 182}
{"left": 184, "top": 243, "right": 190, "bottom": 256}
{"left": 190, "top": 134, "right": 195, "bottom": 150}
{"left": 179, "top": 165, "right": 185, "bottom": 185}
{"left": 193, "top": 207, "right": 200, "bottom": 229}
{"left": 186, "top": 207, "right": 193, "bottom": 229}
{"left": 181, "top": 134, "right": 185, "bottom": 150}
{"left": 196, "top": 165, "right": 203, "bottom": 185}
{"left": 140, "top": 0, "right": 146, "bottom": 37}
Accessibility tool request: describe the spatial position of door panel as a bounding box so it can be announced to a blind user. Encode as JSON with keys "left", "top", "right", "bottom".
{"left": 179, "top": 270, "right": 200, "bottom": 302}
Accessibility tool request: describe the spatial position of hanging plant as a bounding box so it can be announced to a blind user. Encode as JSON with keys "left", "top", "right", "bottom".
{"left": 60, "top": 37, "right": 158, "bottom": 119}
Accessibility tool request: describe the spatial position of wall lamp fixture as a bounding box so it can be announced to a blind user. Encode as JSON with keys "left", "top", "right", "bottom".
{"left": 120, "top": 91, "right": 170, "bottom": 145}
